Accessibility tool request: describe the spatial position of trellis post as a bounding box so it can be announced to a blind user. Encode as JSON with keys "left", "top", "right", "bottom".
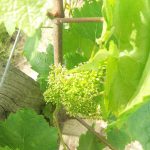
{"left": 53, "top": 0, "right": 64, "bottom": 65}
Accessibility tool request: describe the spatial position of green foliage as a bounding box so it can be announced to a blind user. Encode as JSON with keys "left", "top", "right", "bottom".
{"left": 103, "top": 0, "right": 150, "bottom": 116}
{"left": 72, "top": 0, "right": 103, "bottom": 41}
{"left": 64, "top": 51, "right": 87, "bottom": 69}
{"left": 44, "top": 64, "right": 105, "bottom": 118}
{"left": 24, "top": 29, "right": 54, "bottom": 91}
{"left": 73, "top": 50, "right": 109, "bottom": 71}
{"left": 2, "top": 0, "right": 150, "bottom": 149}
{"left": 103, "top": 0, "right": 147, "bottom": 50}
{"left": 101, "top": 0, "right": 150, "bottom": 149}
{"left": 78, "top": 130, "right": 104, "bottom": 150}
{"left": 0, "top": 109, "right": 58, "bottom": 150}
{"left": 0, "top": 0, "right": 50, "bottom": 36}
{"left": 0, "top": 147, "right": 19, "bottom": 150}
{"left": 63, "top": 0, "right": 103, "bottom": 68}
{"left": 42, "top": 103, "right": 55, "bottom": 126}
{"left": 107, "top": 96, "right": 150, "bottom": 150}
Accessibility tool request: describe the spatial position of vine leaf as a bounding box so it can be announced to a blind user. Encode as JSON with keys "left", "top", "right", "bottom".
{"left": 63, "top": 30, "right": 94, "bottom": 69}
{"left": 72, "top": 0, "right": 103, "bottom": 41}
{"left": 0, "top": 0, "right": 51, "bottom": 36}
{"left": 63, "top": 0, "right": 103, "bottom": 69}
{"left": 77, "top": 130, "right": 104, "bottom": 150}
{"left": 24, "top": 29, "right": 54, "bottom": 91}
{"left": 104, "top": 0, "right": 150, "bottom": 116}
{"left": 107, "top": 96, "right": 150, "bottom": 150}
{"left": 0, "top": 109, "right": 58, "bottom": 150}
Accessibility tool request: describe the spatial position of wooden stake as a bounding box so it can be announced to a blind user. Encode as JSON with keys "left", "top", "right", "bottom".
{"left": 53, "top": 0, "right": 64, "bottom": 65}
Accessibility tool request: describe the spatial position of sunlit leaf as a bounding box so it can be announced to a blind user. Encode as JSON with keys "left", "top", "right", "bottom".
{"left": 0, "top": 109, "right": 58, "bottom": 150}
{"left": 0, "top": 0, "right": 51, "bottom": 36}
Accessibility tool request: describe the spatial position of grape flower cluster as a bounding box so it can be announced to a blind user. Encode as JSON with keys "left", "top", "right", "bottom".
{"left": 44, "top": 65, "right": 105, "bottom": 118}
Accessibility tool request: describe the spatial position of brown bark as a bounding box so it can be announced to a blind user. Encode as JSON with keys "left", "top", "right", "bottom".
{"left": 53, "top": 0, "right": 64, "bottom": 65}
{"left": 0, "top": 63, "right": 44, "bottom": 119}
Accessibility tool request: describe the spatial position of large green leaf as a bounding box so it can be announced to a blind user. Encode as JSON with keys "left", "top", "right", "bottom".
{"left": 104, "top": 0, "right": 150, "bottom": 116}
{"left": 0, "top": 0, "right": 50, "bottom": 35}
{"left": 77, "top": 130, "right": 104, "bottom": 150}
{"left": 63, "top": 30, "right": 95, "bottom": 69}
{"left": 103, "top": 0, "right": 146, "bottom": 50}
{"left": 72, "top": 0, "right": 103, "bottom": 41}
{"left": 103, "top": 2, "right": 150, "bottom": 148}
{"left": 63, "top": 0, "right": 103, "bottom": 69}
{"left": 0, "top": 109, "right": 58, "bottom": 150}
{"left": 107, "top": 96, "right": 150, "bottom": 150}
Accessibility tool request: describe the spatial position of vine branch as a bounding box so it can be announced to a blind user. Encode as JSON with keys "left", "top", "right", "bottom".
{"left": 56, "top": 17, "right": 104, "bottom": 23}
{"left": 53, "top": 106, "right": 68, "bottom": 150}
{"left": 75, "top": 117, "right": 117, "bottom": 150}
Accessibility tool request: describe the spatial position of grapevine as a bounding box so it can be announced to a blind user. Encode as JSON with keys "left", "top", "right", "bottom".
{"left": 1, "top": 0, "right": 150, "bottom": 149}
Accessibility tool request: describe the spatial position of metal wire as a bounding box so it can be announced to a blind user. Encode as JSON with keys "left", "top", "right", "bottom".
{"left": 0, "top": 29, "right": 21, "bottom": 88}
